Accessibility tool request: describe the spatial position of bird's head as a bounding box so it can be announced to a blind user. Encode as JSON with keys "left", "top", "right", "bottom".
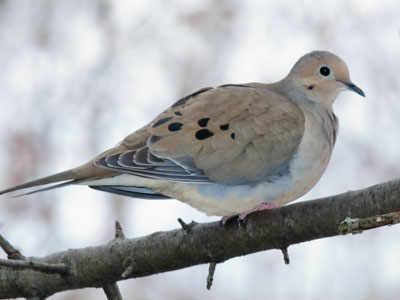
{"left": 287, "top": 51, "right": 365, "bottom": 106}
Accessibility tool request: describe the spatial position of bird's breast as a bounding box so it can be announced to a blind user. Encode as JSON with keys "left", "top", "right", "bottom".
{"left": 160, "top": 106, "right": 336, "bottom": 216}
{"left": 277, "top": 106, "right": 335, "bottom": 205}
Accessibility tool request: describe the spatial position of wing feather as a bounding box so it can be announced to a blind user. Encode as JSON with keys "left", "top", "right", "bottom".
{"left": 95, "top": 83, "right": 305, "bottom": 185}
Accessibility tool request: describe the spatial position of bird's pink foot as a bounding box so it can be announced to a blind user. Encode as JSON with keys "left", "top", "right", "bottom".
{"left": 220, "top": 203, "right": 279, "bottom": 225}
{"left": 238, "top": 203, "right": 279, "bottom": 220}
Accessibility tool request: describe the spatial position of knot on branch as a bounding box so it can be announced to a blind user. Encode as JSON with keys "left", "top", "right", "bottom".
{"left": 339, "top": 212, "right": 400, "bottom": 234}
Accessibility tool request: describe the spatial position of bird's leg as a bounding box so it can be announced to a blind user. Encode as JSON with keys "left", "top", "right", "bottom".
{"left": 221, "top": 203, "right": 279, "bottom": 225}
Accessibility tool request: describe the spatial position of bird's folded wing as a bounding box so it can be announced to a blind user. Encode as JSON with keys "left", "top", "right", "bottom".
{"left": 95, "top": 84, "right": 306, "bottom": 185}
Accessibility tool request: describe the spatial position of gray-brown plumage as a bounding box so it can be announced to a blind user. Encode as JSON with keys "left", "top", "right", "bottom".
{"left": 0, "top": 51, "right": 365, "bottom": 216}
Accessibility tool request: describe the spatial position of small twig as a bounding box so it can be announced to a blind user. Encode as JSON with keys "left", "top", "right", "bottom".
{"left": 206, "top": 262, "right": 217, "bottom": 290}
{"left": 281, "top": 247, "right": 290, "bottom": 265}
{"left": 177, "top": 218, "right": 197, "bottom": 234}
{"left": 115, "top": 221, "right": 125, "bottom": 240}
{"left": 177, "top": 218, "right": 191, "bottom": 232}
{"left": 0, "top": 233, "right": 25, "bottom": 260}
{"left": 0, "top": 258, "right": 70, "bottom": 275}
{"left": 0, "top": 233, "right": 59, "bottom": 298}
{"left": 103, "top": 283, "right": 123, "bottom": 300}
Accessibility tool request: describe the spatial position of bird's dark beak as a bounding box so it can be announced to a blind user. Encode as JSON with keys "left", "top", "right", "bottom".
{"left": 337, "top": 80, "right": 365, "bottom": 97}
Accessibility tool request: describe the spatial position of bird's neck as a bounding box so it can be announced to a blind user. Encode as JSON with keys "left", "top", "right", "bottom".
{"left": 272, "top": 78, "right": 335, "bottom": 112}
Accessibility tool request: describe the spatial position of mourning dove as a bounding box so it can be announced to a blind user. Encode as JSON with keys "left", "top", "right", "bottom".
{"left": 0, "top": 51, "right": 364, "bottom": 217}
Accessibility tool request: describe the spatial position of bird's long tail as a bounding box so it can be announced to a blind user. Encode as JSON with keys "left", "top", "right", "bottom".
{"left": 0, "top": 169, "right": 79, "bottom": 196}
{"left": 0, "top": 162, "right": 111, "bottom": 196}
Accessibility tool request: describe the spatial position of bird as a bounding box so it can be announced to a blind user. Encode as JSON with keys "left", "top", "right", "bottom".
{"left": 0, "top": 51, "right": 365, "bottom": 218}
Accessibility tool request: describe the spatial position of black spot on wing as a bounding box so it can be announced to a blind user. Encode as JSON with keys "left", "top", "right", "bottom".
{"left": 168, "top": 122, "right": 183, "bottom": 132}
{"left": 152, "top": 117, "right": 173, "bottom": 128}
{"left": 231, "top": 133, "right": 235, "bottom": 140}
{"left": 220, "top": 123, "right": 229, "bottom": 131}
{"left": 149, "top": 135, "right": 162, "bottom": 144}
{"left": 174, "top": 111, "right": 182, "bottom": 116}
{"left": 195, "top": 129, "right": 214, "bottom": 140}
{"left": 172, "top": 87, "right": 213, "bottom": 108}
{"left": 197, "top": 118, "right": 210, "bottom": 127}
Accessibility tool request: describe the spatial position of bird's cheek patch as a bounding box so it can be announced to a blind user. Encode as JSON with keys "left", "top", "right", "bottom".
{"left": 301, "top": 77, "right": 319, "bottom": 87}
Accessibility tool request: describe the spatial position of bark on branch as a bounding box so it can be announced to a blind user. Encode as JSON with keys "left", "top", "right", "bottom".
{"left": 1, "top": 178, "right": 400, "bottom": 299}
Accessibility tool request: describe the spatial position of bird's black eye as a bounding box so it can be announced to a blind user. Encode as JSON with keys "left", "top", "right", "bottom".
{"left": 319, "top": 66, "right": 331, "bottom": 77}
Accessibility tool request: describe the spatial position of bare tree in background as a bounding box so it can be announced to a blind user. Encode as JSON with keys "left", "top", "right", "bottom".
{"left": 1, "top": 1, "right": 400, "bottom": 299}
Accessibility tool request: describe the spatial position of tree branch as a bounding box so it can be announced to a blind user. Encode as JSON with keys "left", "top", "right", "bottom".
{"left": 0, "top": 258, "right": 70, "bottom": 275}
{"left": 0, "top": 233, "right": 25, "bottom": 260}
{"left": 1, "top": 178, "right": 400, "bottom": 299}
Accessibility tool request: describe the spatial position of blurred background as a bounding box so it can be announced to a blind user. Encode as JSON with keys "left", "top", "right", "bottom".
{"left": 0, "top": 0, "right": 399, "bottom": 299}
